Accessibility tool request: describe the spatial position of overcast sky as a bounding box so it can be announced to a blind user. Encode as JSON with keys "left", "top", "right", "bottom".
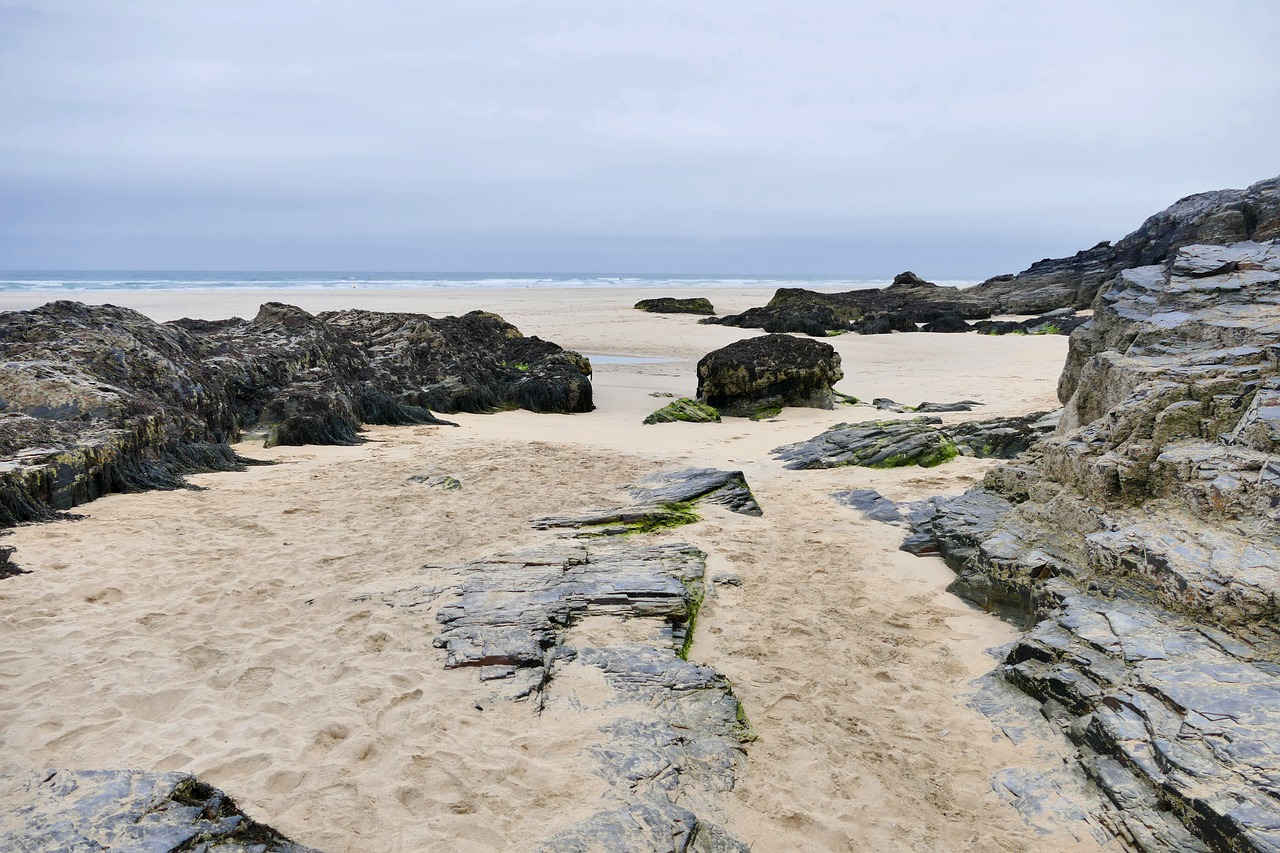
{"left": 1, "top": 1, "right": 1276, "bottom": 276}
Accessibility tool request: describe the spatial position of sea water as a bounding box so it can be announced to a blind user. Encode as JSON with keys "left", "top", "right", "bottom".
{"left": 0, "top": 271, "right": 977, "bottom": 293}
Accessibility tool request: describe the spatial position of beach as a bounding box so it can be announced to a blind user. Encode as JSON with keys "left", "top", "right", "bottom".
{"left": 0, "top": 286, "right": 1108, "bottom": 851}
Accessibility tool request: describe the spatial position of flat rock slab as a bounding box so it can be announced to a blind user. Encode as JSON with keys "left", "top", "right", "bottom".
{"left": 533, "top": 468, "right": 762, "bottom": 533}
{"left": 0, "top": 769, "right": 319, "bottom": 852}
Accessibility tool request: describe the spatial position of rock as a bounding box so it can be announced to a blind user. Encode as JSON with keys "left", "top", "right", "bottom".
{"left": 0, "top": 769, "right": 319, "bottom": 852}
{"left": 858, "top": 241, "right": 1280, "bottom": 851}
{"left": 634, "top": 297, "right": 716, "bottom": 315}
{"left": 703, "top": 271, "right": 996, "bottom": 337}
{"left": 533, "top": 468, "right": 763, "bottom": 533}
{"left": 408, "top": 474, "right": 462, "bottom": 490}
{"left": 949, "top": 410, "right": 1058, "bottom": 459}
{"left": 365, "top": 538, "right": 752, "bottom": 850}
{"left": 0, "top": 543, "right": 24, "bottom": 578}
{"left": 643, "top": 398, "right": 721, "bottom": 424}
{"left": 695, "top": 334, "right": 843, "bottom": 417}
{"left": 972, "top": 311, "right": 1091, "bottom": 336}
{"left": 921, "top": 313, "right": 970, "bottom": 333}
{"left": 971, "top": 174, "right": 1280, "bottom": 313}
{"left": 0, "top": 301, "right": 592, "bottom": 527}
{"left": 916, "top": 400, "right": 984, "bottom": 413}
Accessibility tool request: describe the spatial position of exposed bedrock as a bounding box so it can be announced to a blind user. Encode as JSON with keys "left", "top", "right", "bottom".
{"left": 634, "top": 296, "right": 716, "bottom": 315}
{"left": 774, "top": 410, "right": 1057, "bottom": 470}
{"left": 843, "top": 241, "right": 1280, "bottom": 852}
{"left": 364, "top": 539, "right": 752, "bottom": 851}
{"left": 0, "top": 769, "right": 319, "bottom": 852}
{"left": 0, "top": 301, "right": 592, "bottom": 527}
{"left": 701, "top": 271, "right": 996, "bottom": 336}
{"left": 971, "top": 174, "right": 1280, "bottom": 314}
{"left": 695, "top": 333, "right": 843, "bottom": 417}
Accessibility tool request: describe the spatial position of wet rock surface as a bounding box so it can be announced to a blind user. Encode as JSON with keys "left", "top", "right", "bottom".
{"left": 634, "top": 297, "right": 716, "bottom": 315}
{"left": 533, "top": 468, "right": 763, "bottom": 533}
{"left": 0, "top": 301, "right": 591, "bottom": 527}
{"left": 971, "top": 174, "right": 1280, "bottom": 314}
{"left": 845, "top": 241, "right": 1280, "bottom": 852}
{"left": 0, "top": 769, "right": 319, "bottom": 852}
{"left": 365, "top": 538, "right": 752, "bottom": 851}
{"left": 775, "top": 410, "right": 1056, "bottom": 470}
{"left": 695, "top": 333, "right": 843, "bottom": 417}
{"left": 703, "top": 271, "right": 996, "bottom": 336}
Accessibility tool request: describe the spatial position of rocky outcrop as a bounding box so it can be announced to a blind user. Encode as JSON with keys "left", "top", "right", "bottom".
{"left": 364, "top": 538, "right": 752, "bottom": 851}
{"left": 634, "top": 297, "right": 716, "bottom": 315}
{"left": 701, "top": 272, "right": 996, "bottom": 337}
{"left": 774, "top": 411, "right": 1057, "bottom": 470}
{"left": 0, "top": 769, "right": 319, "bottom": 852}
{"left": 0, "top": 301, "right": 592, "bottom": 527}
{"left": 695, "top": 334, "right": 843, "bottom": 417}
{"left": 847, "top": 241, "right": 1280, "bottom": 852}
{"left": 972, "top": 308, "right": 1091, "bottom": 337}
{"left": 643, "top": 397, "right": 722, "bottom": 425}
{"left": 971, "top": 175, "right": 1280, "bottom": 314}
{"left": 533, "top": 468, "right": 762, "bottom": 533}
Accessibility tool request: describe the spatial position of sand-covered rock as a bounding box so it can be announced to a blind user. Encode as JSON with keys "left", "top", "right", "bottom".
{"left": 0, "top": 301, "right": 592, "bottom": 526}
{"left": 695, "top": 333, "right": 843, "bottom": 417}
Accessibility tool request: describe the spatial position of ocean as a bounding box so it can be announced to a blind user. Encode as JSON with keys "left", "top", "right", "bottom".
{"left": 0, "top": 271, "right": 977, "bottom": 293}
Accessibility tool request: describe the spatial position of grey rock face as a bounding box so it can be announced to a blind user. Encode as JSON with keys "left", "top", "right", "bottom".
{"left": 0, "top": 769, "right": 319, "bottom": 852}
{"left": 971, "top": 174, "right": 1280, "bottom": 313}
{"left": 533, "top": 468, "right": 763, "bottom": 534}
{"left": 0, "top": 301, "right": 592, "bottom": 528}
{"left": 365, "top": 538, "right": 752, "bottom": 850}
{"left": 695, "top": 334, "right": 843, "bottom": 417}
{"left": 850, "top": 242, "right": 1280, "bottom": 852}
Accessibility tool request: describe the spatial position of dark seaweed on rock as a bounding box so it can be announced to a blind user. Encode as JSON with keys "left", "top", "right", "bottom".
{"left": 0, "top": 300, "right": 593, "bottom": 527}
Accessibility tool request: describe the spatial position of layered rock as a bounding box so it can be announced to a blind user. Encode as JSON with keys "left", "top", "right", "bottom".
{"left": 0, "top": 301, "right": 592, "bottom": 527}
{"left": 849, "top": 241, "right": 1280, "bottom": 852}
{"left": 0, "top": 769, "right": 318, "bottom": 852}
{"left": 701, "top": 271, "right": 996, "bottom": 337}
{"left": 533, "top": 468, "right": 762, "bottom": 533}
{"left": 695, "top": 334, "right": 843, "bottom": 417}
{"left": 634, "top": 296, "right": 716, "bottom": 315}
{"left": 971, "top": 175, "right": 1280, "bottom": 314}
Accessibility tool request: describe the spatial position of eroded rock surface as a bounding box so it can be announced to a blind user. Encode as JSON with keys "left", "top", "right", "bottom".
{"left": 702, "top": 271, "right": 995, "bottom": 336}
{"left": 971, "top": 175, "right": 1280, "bottom": 313}
{"left": 848, "top": 241, "right": 1280, "bottom": 852}
{"left": 0, "top": 301, "right": 591, "bottom": 527}
{"left": 0, "top": 769, "right": 319, "bottom": 852}
{"left": 695, "top": 333, "right": 843, "bottom": 417}
{"left": 533, "top": 468, "right": 762, "bottom": 533}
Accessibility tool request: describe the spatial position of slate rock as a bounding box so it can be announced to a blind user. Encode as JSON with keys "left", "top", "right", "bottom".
{"left": 533, "top": 468, "right": 763, "bottom": 533}
{"left": 695, "top": 334, "right": 843, "bottom": 417}
{"left": 634, "top": 297, "right": 716, "bottom": 315}
{"left": 772, "top": 417, "right": 957, "bottom": 470}
{"left": 0, "top": 769, "right": 319, "bottom": 852}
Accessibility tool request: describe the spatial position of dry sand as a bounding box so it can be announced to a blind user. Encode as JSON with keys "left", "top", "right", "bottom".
{"left": 0, "top": 287, "right": 1114, "bottom": 851}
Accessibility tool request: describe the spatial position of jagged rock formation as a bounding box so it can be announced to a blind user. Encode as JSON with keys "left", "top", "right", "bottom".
{"left": 695, "top": 334, "right": 843, "bottom": 417}
{"left": 533, "top": 468, "right": 763, "bottom": 533}
{"left": 364, "top": 539, "right": 752, "bottom": 851}
{"left": 774, "top": 411, "right": 1057, "bottom": 470}
{"left": 701, "top": 272, "right": 996, "bottom": 337}
{"left": 0, "top": 769, "right": 319, "bottom": 852}
{"left": 643, "top": 397, "right": 722, "bottom": 425}
{"left": 0, "top": 301, "right": 592, "bottom": 527}
{"left": 971, "top": 175, "right": 1280, "bottom": 314}
{"left": 846, "top": 241, "right": 1280, "bottom": 852}
{"left": 634, "top": 296, "right": 716, "bottom": 315}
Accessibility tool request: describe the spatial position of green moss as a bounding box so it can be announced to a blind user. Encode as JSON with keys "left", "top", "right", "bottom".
{"left": 732, "top": 698, "right": 759, "bottom": 743}
{"left": 624, "top": 501, "right": 701, "bottom": 535}
{"left": 1032, "top": 324, "right": 1062, "bottom": 335}
{"left": 677, "top": 577, "right": 706, "bottom": 661}
{"left": 643, "top": 398, "right": 721, "bottom": 425}
{"left": 749, "top": 404, "right": 783, "bottom": 421}
{"left": 918, "top": 438, "right": 960, "bottom": 467}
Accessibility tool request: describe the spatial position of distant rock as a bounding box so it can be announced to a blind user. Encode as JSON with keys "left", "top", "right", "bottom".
{"left": 920, "top": 312, "right": 970, "bottom": 333}
{"left": 696, "top": 334, "right": 843, "bottom": 417}
{"left": 633, "top": 296, "right": 716, "bottom": 315}
{"left": 0, "top": 301, "right": 592, "bottom": 527}
{"left": 0, "top": 769, "right": 318, "bottom": 852}
{"left": 971, "top": 310, "right": 1090, "bottom": 337}
{"left": 702, "top": 271, "right": 996, "bottom": 337}
{"left": 643, "top": 397, "right": 721, "bottom": 424}
{"left": 970, "top": 174, "right": 1280, "bottom": 313}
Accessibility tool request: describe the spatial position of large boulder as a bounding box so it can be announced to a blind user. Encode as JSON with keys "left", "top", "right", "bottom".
{"left": 702, "top": 272, "right": 995, "bottom": 337}
{"left": 695, "top": 334, "right": 843, "bottom": 417}
{"left": 971, "top": 174, "right": 1280, "bottom": 313}
{"left": 633, "top": 296, "right": 715, "bottom": 315}
{"left": 0, "top": 301, "right": 593, "bottom": 527}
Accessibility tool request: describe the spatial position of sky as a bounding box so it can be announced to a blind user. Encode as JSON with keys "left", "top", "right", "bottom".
{"left": 0, "top": 0, "right": 1277, "bottom": 277}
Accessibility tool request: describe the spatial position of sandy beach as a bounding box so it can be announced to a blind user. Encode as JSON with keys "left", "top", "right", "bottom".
{"left": 0, "top": 287, "right": 1110, "bottom": 851}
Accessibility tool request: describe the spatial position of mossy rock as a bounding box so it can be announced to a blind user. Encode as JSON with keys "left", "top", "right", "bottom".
{"left": 644, "top": 398, "right": 721, "bottom": 425}
{"left": 634, "top": 297, "right": 716, "bottom": 315}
